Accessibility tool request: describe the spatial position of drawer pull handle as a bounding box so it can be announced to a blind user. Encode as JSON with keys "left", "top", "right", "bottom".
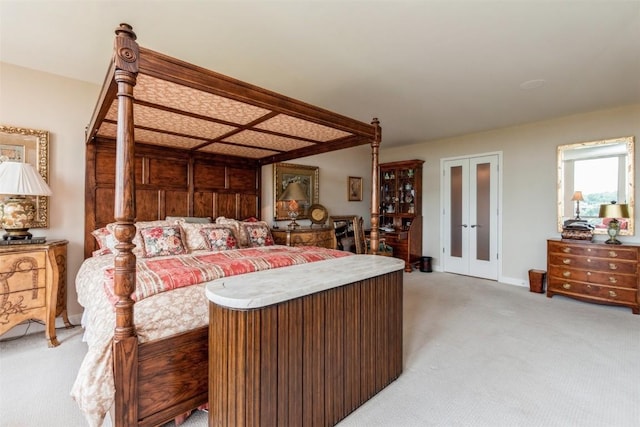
{"left": 586, "top": 271, "right": 591, "bottom": 276}
{"left": 608, "top": 251, "right": 618, "bottom": 258}
{"left": 562, "top": 247, "right": 571, "bottom": 253}
{"left": 562, "top": 283, "right": 571, "bottom": 290}
{"left": 587, "top": 258, "right": 591, "bottom": 263}
{"left": 609, "top": 291, "right": 617, "bottom": 298}
{"left": 608, "top": 277, "right": 617, "bottom": 284}
{"left": 609, "top": 263, "right": 618, "bottom": 270}
{"left": 563, "top": 259, "right": 571, "bottom": 265}
{"left": 562, "top": 271, "right": 571, "bottom": 278}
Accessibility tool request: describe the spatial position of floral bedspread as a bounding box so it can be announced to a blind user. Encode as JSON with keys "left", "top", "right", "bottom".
{"left": 104, "top": 245, "right": 352, "bottom": 303}
{"left": 71, "top": 246, "right": 351, "bottom": 426}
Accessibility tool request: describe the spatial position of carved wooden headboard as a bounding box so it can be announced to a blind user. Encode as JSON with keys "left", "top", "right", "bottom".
{"left": 84, "top": 140, "right": 260, "bottom": 258}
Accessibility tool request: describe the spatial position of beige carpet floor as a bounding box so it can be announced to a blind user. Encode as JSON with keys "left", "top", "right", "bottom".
{"left": 1, "top": 271, "right": 638, "bottom": 426}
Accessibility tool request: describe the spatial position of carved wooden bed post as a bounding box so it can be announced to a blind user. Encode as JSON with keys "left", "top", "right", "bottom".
{"left": 111, "top": 23, "right": 139, "bottom": 427}
{"left": 369, "top": 118, "right": 381, "bottom": 255}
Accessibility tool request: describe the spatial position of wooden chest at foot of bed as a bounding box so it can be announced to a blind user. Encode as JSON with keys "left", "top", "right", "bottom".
{"left": 206, "top": 255, "right": 405, "bottom": 426}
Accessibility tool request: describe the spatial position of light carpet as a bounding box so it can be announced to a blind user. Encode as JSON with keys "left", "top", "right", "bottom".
{"left": 1, "top": 272, "right": 638, "bottom": 426}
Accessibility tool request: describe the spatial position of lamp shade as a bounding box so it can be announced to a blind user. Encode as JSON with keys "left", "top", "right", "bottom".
{"left": 598, "top": 202, "right": 629, "bottom": 219}
{"left": 0, "top": 161, "right": 52, "bottom": 196}
{"left": 571, "top": 191, "right": 584, "bottom": 202}
{"left": 278, "top": 182, "right": 307, "bottom": 201}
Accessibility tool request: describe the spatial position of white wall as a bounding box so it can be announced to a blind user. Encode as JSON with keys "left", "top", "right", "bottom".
{"left": 261, "top": 144, "right": 374, "bottom": 227}
{"left": 1, "top": 62, "right": 100, "bottom": 320}
{"left": 380, "top": 104, "right": 640, "bottom": 285}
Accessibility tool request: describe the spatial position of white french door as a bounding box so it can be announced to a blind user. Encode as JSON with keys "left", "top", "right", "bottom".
{"left": 442, "top": 154, "right": 500, "bottom": 280}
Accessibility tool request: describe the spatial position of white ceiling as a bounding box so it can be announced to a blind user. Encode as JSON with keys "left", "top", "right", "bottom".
{"left": 1, "top": 1, "right": 639, "bottom": 148}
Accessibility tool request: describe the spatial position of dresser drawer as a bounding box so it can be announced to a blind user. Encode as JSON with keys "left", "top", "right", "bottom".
{"left": 548, "top": 265, "right": 637, "bottom": 289}
{"left": 0, "top": 251, "right": 47, "bottom": 294}
{"left": 0, "top": 250, "right": 46, "bottom": 273}
{"left": 548, "top": 253, "right": 637, "bottom": 275}
{"left": 548, "top": 241, "right": 637, "bottom": 261}
{"left": 548, "top": 278, "right": 637, "bottom": 304}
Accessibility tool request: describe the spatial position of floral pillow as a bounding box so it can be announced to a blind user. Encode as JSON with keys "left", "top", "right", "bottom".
{"left": 199, "top": 226, "right": 239, "bottom": 251}
{"left": 241, "top": 222, "right": 274, "bottom": 247}
{"left": 178, "top": 221, "right": 218, "bottom": 252}
{"left": 215, "top": 217, "right": 246, "bottom": 247}
{"left": 91, "top": 227, "right": 113, "bottom": 252}
{"left": 105, "top": 220, "right": 171, "bottom": 256}
{"left": 139, "top": 225, "right": 187, "bottom": 258}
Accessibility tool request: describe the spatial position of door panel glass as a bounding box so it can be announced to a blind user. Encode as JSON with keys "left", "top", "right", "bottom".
{"left": 476, "top": 162, "right": 490, "bottom": 261}
{"left": 451, "top": 165, "right": 462, "bottom": 257}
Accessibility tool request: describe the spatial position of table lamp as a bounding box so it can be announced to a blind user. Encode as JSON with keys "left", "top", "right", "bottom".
{"left": 571, "top": 191, "right": 584, "bottom": 220}
{"left": 598, "top": 201, "right": 629, "bottom": 245}
{"left": 0, "top": 161, "right": 52, "bottom": 240}
{"left": 278, "top": 181, "right": 307, "bottom": 229}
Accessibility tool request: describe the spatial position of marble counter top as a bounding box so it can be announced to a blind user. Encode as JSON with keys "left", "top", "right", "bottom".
{"left": 205, "top": 254, "right": 404, "bottom": 309}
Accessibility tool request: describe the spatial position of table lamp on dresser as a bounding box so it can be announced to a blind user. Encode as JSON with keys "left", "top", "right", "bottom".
{"left": 0, "top": 161, "right": 52, "bottom": 240}
{"left": 278, "top": 181, "right": 308, "bottom": 229}
{"left": 598, "top": 201, "right": 630, "bottom": 245}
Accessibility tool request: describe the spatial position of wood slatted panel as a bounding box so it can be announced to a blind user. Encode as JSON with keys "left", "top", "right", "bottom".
{"left": 193, "top": 192, "right": 214, "bottom": 218}
{"left": 228, "top": 167, "right": 257, "bottom": 191}
{"left": 325, "top": 286, "right": 345, "bottom": 426}
{"left": 147, "top": 157, "right": 188, "bottom": 188}
{"left": 164, "top": 190, "right": 189, "bottom": 216}
{"left": 208, "top": 269, "right": 403, "bottom": 426}
{"left": 343, "top": 282, "right": 361, "bottom": 413}
{"left": 216, "top": 193, "right": 238, "bottom": 219}
{"left": 259, "top": 308, "right": 278, "bottom": 426}
{"left": 302, "top": 293, "right": 326, "bottom": 426}
{"left": 193, "top": 162, "right": 226, "bottom": 190}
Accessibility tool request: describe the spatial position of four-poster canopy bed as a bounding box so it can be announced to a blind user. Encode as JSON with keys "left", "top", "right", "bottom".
{"left": 74, "top": 23, "right": 399, "bottom": 426}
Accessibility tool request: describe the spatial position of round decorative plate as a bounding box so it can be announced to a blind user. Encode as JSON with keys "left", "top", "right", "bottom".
{"left": 309, "top": 204, "right": 328, "bottom": 225}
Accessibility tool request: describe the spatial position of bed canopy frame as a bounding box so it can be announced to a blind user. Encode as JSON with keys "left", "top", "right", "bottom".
{"left": 84, "top": 24, "right": 382, "bottom": 426}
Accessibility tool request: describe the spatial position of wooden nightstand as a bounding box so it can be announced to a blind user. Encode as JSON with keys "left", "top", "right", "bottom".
{"left": 271, "top": 226, "right": 337, "bottom": 249}
{"left": 0, "top": 239, "right": 71, "bottom": 346}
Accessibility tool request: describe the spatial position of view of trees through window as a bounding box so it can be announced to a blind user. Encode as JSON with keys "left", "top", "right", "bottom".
{"left": 574, "top": 157, "right": 619, "bottom": 217}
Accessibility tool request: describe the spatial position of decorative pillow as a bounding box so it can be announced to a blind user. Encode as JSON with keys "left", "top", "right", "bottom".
{"left": 139, "top": 225, "right": 187, "bottom": 258}
{"left": 199, "top": 226, "right": 239, "bottom": 251}
{"left": 241, "top": 222, "right": 274, "bottom": 247}
{"left": 91, "top": 227, "right": 112, "bottom": 251}
{"left": 215, "top": 217, "right": 246, "bottom": 247}
{"left": 106, "top": 220, "right": 171, "bottom": 255}
{"left": 177, "top": 221, "right": 220, "bottom": 252}
{"left": 165, "top": 216, "right": 212, "bottom": 224}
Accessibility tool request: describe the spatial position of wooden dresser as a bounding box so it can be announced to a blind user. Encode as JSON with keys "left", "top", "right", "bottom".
{"left": 271, "top": 226, "right": 336, "bottom": 249}
{"left": 0, "top": 239, "right": 71, "bottom": 345}
{"left": 547, "top": 239, "right": 639, "bottom": 314}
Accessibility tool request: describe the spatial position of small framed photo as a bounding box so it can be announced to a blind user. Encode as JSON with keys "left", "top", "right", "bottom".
{"left": 348, "top": 176, "right": 362, "bottom": 201}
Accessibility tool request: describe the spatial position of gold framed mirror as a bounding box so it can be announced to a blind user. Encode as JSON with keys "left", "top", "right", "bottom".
{"left": 557, "top": 136, "right": 634, "bottom": 235}
{"left": 0, "top": 125, "right": 50, "bottom": 228}
{"left": 273, "top": 163, "right": 319, "bottom": 220}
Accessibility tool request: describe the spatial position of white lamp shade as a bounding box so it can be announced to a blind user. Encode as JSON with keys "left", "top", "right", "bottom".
{"left": 0, "top": 161, "right": 52, "bottom": 196}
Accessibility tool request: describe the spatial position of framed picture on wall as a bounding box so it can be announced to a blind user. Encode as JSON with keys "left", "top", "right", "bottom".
{"left": 273, "top": 163, "right": 319, "bottom": 220}
{"left": 348, "top": 176, "right": 362, "bottom": 201}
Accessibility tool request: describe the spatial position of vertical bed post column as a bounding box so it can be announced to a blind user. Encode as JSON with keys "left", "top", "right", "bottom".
{"left": 369, "top": 118, "right": 381, "bottom": 255}
{"left": 111, "top": 23, "right": 140, "bottom": 427}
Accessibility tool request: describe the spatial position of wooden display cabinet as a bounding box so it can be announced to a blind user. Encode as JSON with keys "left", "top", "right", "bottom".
{"left": 379, "top": 159, "right": 424, "bottom": 271}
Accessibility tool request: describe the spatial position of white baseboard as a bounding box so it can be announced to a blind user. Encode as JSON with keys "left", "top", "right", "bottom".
{"left": 424, "top": 264, "right": 531, "bottom": 289}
